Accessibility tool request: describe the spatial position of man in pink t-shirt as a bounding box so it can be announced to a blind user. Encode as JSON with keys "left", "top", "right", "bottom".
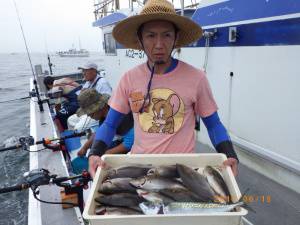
{"left": 88, "top": 0, "right": 238, "bottom": 177}
{"left": 110, "top": 60, "right": 217, "bottom": 154}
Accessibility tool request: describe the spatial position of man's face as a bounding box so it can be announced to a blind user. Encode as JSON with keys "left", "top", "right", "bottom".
{"left": 141, "top": 20, "right": 177, "bottom": 64}
{"left": 83, "top": 69, "right": 97, "bottom": 81}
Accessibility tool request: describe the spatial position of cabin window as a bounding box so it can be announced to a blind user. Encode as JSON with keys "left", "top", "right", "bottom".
{"left": 104, "top": 33, "right": 116, "bottom": 55}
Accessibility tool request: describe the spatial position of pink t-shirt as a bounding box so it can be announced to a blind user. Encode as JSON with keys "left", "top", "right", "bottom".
{"left": 109, "top": 60, "right": 218, "bottom": 154}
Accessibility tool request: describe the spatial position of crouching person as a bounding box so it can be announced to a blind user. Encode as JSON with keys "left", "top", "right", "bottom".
{"left": 76, "top": 89, "right": 134, "bottom": 157}
{"left": 43, "top": 76, "right": 82, "bottom": 130}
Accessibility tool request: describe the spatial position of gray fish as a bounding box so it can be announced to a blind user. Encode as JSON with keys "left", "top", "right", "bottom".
{"left": 130, "top": 175, "right": 186, "bottom": 191}
{"left": 163, "top": 201, "right": 244, "bottom": 214}
{"left": 95, "top": 205, "right": 142, "bottom": 215}
{"left": 176, "top": 164, "right": 216, "bottom": 202}
{"left": 136, "top": 189, "right": 174, "bottom": 204}
{"left": 147, "top": 165, "right": 179, "bottom": 178}
{"left": 104, "top": 207, "right": 143, "bottom": 215}
{"left": 139, "top": 202, "right": 163, "bottom": 215}
{"left": 105, "top": 165, "right": 152, "bottom": 179}
{"left": 95, "top": 193, "right": 143, "bottom": 207}
{"left": 203, "top": 166, "right": 231, "bottom": 203}
{"left": 99, "top": 178, "right": 136, "bottom": 194}
{"left": 128, "top": 205, "right": 143, "bottom": 213}
{"left": 95, "top": 205, "right": 106, "bottom": 215}
{"left": 159, "top": 188, "right": 201, "bottom": 202}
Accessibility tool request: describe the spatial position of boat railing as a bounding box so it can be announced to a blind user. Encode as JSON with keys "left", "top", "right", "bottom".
{"left": 93, "top": 0, "right": 202, "bottom": 21}
{"left": 93, "top": 0, "right": 116, "bottom": 20}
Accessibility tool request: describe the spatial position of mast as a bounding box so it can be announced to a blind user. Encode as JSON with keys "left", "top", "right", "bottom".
{"left": 79, "top": 37, "right": 82, "bottom": 50}
{"left": 115, "top": 0, "right": 120, "bottom": 10}
{"left": 130, "top": 0, "right": 133, "bottom": 11}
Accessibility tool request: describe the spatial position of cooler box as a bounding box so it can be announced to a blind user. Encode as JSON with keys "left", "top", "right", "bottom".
{"left": 60, "top": 130, "right": 81, "bottom": 152}
{"left": 83, "top": 153, "right": 247, "bottom": 225}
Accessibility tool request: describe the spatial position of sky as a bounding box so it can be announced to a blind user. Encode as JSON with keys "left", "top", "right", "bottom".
{"left": 0, "top": 0, "right": 102, "bottom": 53}
{"left": 0, "top": 0, "right": 201, "bottom": 54}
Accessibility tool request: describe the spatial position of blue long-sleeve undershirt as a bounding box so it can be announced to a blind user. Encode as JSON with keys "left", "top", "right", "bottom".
{"left": 95, "top": 108, "right": 230, "bottom": 151}
{"left": 94, "top": 108, "right": 125, "bottom": 145}
{"left": 201, "top": 112, "right": 230, "bottom": 147}
{"left": 122, "top": 128, "right": 134, "bottom": 151}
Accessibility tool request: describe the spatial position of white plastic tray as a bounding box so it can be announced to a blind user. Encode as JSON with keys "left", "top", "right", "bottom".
{"left": 83, "top": 153, "right": 247, "bottom": 225}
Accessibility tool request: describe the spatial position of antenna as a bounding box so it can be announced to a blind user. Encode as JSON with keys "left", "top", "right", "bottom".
{"left": 12, "top": 0, "right": 44, "bottom": 112}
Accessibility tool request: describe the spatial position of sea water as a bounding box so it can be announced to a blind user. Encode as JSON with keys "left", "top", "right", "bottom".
{"left": 0, "top": 52, "right": 105, "bottom": 225}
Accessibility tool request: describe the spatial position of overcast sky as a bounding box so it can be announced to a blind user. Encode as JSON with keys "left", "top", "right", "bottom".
{"left": 0, "top": 0, "right": 203, "bottom": 54}
{"left": 0, "top": 0, "right": 101, "bottom": 53}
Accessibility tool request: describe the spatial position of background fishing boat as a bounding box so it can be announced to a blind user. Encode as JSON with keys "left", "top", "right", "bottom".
{"left": 57, "top": 48, "right": 90, "bottom": 57}
{"left": 57, "top": 40, "right": 90, "bottom": 57}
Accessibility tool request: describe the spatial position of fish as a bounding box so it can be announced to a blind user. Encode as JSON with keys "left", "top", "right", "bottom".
{"left": 159, "top": 188, "right": 201, "bottom": 202}
{"left": 176, "top": 164, "right": 216, "bottom": 202}
{"left": 147, "top": 165, "right": 179, "bottom": 178}
{"left": 105, "top": 165, "right": 152, "bottom": 179}
{"left": 203, "top": 166, "right": 231, "bottom": 203}
{"left": 99, "top": 178, "right": 136, "bottom": 194}
{"left": 95, "top": 205, "right": 142, "bottom": 215}
{"left": 163, "top": 201, "right": 244, "bottom": 214}
{"left": 130, "top": 175, "right": 186, "bottom": 191}
{"left": 136, "top": 189, "right": 174, "bottom": 204}
{"left": 95, "top": 193, "right": 143, "bottom": 207}
{"left": 95, "top": 205, "right": 106, "bottom": 215}
{"left": 128, "top": 205, "right": 143, "bottom": 213}
{"left": 139, "top": 202, "right": 163, "bottom": 215}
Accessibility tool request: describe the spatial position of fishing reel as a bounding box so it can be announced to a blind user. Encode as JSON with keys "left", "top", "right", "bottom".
{"left": 23, "top": 168, "right": 91, "bottom": 212}
{"left": 23, "top": 168, "right": 91, "bottom": 193}
{"left": 0, "top": 168, "right": 91, "bottom": 212}
{"left": 19, "top": 136, "right": 35, "bottom": 151}
{"left": 23, "top": 168, "right": 53, "bottom": 192}
{"left": 0, "top": 168, "right": 91, "bottom": 193}
{"left": 0, "top": 136, "right": 35, "bottom": 152}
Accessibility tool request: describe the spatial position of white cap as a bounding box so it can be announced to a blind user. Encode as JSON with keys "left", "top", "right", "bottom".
{"left": 78, "top": 62, "right": 98, "bottom": 70}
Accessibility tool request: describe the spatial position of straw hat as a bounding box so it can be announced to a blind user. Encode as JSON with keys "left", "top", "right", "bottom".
{"left": 76, "top": 89, "right": 110, "bottom": 117}
{"left": 112, "top": 0, "right": 202, "bottom": 50}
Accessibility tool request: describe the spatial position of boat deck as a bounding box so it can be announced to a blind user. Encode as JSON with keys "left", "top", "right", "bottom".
{"left": 29, "top": 88, "right": 84, "bottom": 225}
{"left": 196, "top": 142, "right": 300, "bottom": 225}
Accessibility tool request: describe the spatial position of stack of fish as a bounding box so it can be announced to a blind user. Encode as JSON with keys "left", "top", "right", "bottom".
{"left": 94, "top": 164, "right": 242, "bottom": 216}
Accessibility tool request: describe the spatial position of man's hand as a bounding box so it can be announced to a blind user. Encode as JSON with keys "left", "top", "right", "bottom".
{"left": 88, "top": 155, "right": 106, "bottom": 178}
{"left": 223, "top": 157, "right": 238, "bottom": 176}
{"left": 55, "top": 104, "right": 61, "bottom": 111}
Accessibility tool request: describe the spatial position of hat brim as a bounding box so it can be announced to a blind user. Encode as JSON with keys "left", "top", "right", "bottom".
{"left": 77, "top": 67, "right": 97, "bottom": 70}
{"left": 76, "top": 102, "right": 101, "bottom": 117}
{"left": 113, "top": 13, "right": 202, "bottom": 50}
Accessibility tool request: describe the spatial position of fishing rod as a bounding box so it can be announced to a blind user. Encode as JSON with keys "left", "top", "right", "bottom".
{"left": 45, "top": 36, "right": 53, "bottom": 75}
{"left": 12, "top": 0, "right": 44, "bottom": 112}
{"left": 0, "top": 168, "right": 91, "bottom": 212}
{"left": 0, "top": 96, "right": 31, "bottom": 104}
{"left": 0, "top": 130, "right": 88, "bottom": 153}
{"left": 48, "top": 54, "right": 53, "bottom": 75}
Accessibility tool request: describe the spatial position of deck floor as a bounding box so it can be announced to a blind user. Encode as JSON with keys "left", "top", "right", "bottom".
{"left": 195, "top": 142, "right": 300, "bottom": 225}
